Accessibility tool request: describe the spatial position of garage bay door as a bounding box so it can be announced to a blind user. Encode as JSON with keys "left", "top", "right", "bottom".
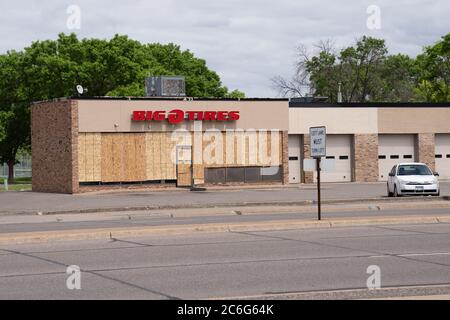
{"left": 378, "top": 134, "right": 415, "bottom": 181}
{"left": 435, "top": 134, "right": 450, "bottom": 179}
{"left": 288, "top": 135, "right": 301, "bottom": 183}
{"left": 314, "top": 135, "right": 352, "bottom": 182}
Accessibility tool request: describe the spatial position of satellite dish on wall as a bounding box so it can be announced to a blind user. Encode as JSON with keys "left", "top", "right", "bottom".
{"left": 76, "top": 85, "right": 88, "bottom": 95}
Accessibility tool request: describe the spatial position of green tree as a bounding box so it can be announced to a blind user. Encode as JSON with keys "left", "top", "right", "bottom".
{"left": 225, "top": 89, "right": 246, "bottom": 99}
{"left": 273, "top": 37, "right": 392, "bottom": 102}
{"left": 306, "top": 36, "right": 389, "bottom": 102}
{"left": 0, "top": 111, "right": 13, "bottom": 142}
{"left": 0, "top": 33, "right": 243, "bottom": 182}
{"left": 339, "top": 36, "right": 388, "bottom": 102}
{"left": 20, "top": 34, "right": 238, "bottom": 98}
{"left": 0, "top": 51, "right": 29, "bottom": 183}
{"left": 415, "top": 33, "right": 450, "bottom": 102}
{"left": 380, "top": 54, "right": 417, "bottom": 102}
{"left": 0, "top": 104, "right": 30, "bottom": 183}
{"left": 272, "top": 36, "right": 450, "bottom": 103}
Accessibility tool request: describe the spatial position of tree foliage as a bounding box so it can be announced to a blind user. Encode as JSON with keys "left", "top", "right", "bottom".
{"left": 273, "top": 34, "right": 450, "bottom": 103}
{"left": 415, "top": 33, "right": 450, "bottom": 102}
{"left": 0, "top": 33, "right": 244, "bottom": 182}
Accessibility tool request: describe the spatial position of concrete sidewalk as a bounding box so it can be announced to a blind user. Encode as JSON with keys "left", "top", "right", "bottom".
{"left": 0, "top": 182, "right": 449, "bottom": 215}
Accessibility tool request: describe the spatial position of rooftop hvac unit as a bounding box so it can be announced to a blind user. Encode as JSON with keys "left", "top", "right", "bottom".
{"left": 145, "top": 76, "right": 186, "bottom": 97}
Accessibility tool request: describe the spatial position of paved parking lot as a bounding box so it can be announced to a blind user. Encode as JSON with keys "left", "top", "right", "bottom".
{"left": 0, "top": 182, "right": 449, "bottom": 215}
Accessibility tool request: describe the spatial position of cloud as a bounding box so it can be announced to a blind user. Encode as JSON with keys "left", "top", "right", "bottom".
{"left": 0, "top": 0, "right": 448, "bottom": 97}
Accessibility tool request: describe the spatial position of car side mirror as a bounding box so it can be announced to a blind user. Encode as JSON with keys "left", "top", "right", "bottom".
{"left": 434, "top": 172, "right": 439, "bottom": 176}
{"left": 388, "top": 172, "right": 395, "bottom": 177}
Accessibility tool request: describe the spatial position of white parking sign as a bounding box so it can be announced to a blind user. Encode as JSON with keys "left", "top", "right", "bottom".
{"left": 310, "top": 126, "right": 326, "bottom": 158}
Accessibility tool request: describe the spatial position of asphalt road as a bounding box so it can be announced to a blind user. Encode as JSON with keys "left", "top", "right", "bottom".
{"left": 1, "top": 222, "right": 450, "bottom": 299}
{"left": 1, "top": 181, "right": 449, "bottom": 215}
{"left": 1, "top": 205, "right": 450, "bottom": 234}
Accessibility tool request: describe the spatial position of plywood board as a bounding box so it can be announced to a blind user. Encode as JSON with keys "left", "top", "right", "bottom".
{"left": 145, "top": 133, "right": 154, "bottom": 180}
{"left": 101, "top": 133, "right": 116, "bottom": 182}
{"left": 93, "top": 133, "right": 102, "bottom": 181}
{"left": 134, "top": 133, "right": 146, "bottom": 181}
{"left": 78, "top": 133, "right": 86, "bottom": 182}
{"left": 154, "top": 133, "right": 162, "bottom": 179}
{"left": 85, "top": 133, "right": 94, "bottom": 181}
{"left": 78, "top": 133, "right": 102, "bottom": 182}
{"left": 177, "top": 164, "right": 192, "bottom": 186}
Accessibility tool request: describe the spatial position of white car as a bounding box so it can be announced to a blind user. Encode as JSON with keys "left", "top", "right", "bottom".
{"left": 387, "top": 163, "right": 440, "bottom": 197}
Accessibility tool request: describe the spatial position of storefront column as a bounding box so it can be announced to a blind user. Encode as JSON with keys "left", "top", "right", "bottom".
{"left": 416, "top": 133, "right": 435, "bottom": 171}
{"left": 353, "top": 134, "right": 379, "bottom": 182}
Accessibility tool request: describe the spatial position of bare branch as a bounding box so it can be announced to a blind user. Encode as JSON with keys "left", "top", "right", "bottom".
{"left": 270, "top": 75, "right": 309, "bottom": 98}
{"left": 314, "top": 39, "right": 336, "bottom": 56}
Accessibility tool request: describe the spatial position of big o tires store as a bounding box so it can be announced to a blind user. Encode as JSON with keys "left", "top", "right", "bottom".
{"left": 31, "top": 97, "right": 450, "bottom": 194}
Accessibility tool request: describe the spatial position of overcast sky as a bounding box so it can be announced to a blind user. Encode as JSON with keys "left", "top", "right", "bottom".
{"left": 0, "top": 0, "right": 448, "bottom": 97}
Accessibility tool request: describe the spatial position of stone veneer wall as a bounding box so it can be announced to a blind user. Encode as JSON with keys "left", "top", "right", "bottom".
{"left": 32, "top": 99, "right": 79, "bottom": 194}
{"left": 416, "top": 133, "right": 435, "bottom": 171}
{"left": 353, "top": 134, "right": 379, "bottom": 182}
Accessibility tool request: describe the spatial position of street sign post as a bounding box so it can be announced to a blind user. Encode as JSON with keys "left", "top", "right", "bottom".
{"left": 310, "top": 126, "right": 326, "bottom": 221}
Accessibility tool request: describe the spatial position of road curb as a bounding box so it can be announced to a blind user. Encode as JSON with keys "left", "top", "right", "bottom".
{"left": 5, "top": 196, "right": 449, "bottom": 216}
{"left": 1, "top": 214, "right": 449, "bottom": 245}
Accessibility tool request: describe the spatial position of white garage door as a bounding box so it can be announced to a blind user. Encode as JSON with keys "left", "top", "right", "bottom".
{"left": 314, "top": 135, "right": 352, "bottom": 182}
{"left": 435, "top": 134, "right": 450, "bottom": 179}
{"left": 288, "top": 135, "right": 301, "bottom": 183}
{"left": 378, "top": 134, "right": 415, "bottom": 181}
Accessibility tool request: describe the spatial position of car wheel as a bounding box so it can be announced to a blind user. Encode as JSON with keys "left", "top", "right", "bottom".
{"left": 387, "top": 184, "right": 393, "bottom": 197}
{"left": 393, "top": 185, "right": 400, "bottom": 197}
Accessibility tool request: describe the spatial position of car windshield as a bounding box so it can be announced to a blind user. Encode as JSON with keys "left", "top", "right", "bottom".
{"left": 397, "top": 165, "right": 432, "bottom": 176}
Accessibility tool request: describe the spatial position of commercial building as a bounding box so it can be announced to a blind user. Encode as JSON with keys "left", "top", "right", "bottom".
{"left": 288, "top": 101, "right": 450, "bottom": 184}
{"left": 31, "top": 98, "right": 450, "bottom": 194}
{"left": 31, "top": 97, "right": 288, "bottom": 193}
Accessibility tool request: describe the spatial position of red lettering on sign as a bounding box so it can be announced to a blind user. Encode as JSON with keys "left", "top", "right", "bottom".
{"left": 203, "top": 111, "right": 216, "bottom": 121}
{"left": 196, "top": 111, "right": 204, "bottom": 121}
{"left": 216, "top": 111, "right": 227, "bottom": 121}
{"left": 168, "top": 109, "right": 184, "bottom": 124}
{"left": 228, "top": 111, "right": 240, "bottom": 121}
{"left": 153, "top": 111, "right": 166, "bottom": 121}
{"left": 186, "top": 111, "right": 197, "bottom": 121}
{"left": 133, "top": 111, "right": 146, "bottom": 121}
{"left": 131, "top": 110, "right": 240, "bottom": 123}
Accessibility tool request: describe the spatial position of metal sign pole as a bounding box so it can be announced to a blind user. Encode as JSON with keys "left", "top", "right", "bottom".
{"left": 190, "top": 145, "right": 194, "bottom": 188}
{"left": 310, "top": 126, "right": 326, "bottom": 221}
{"left": 317, "top": 157, "right": 321, "bottom": 221}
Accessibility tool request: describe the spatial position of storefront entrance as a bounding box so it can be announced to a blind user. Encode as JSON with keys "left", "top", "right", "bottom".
{"left": 176, "top": 145, "right": 192, "bottom": 187}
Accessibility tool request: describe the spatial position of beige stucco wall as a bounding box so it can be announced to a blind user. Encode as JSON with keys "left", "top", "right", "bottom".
{"left": 77, "top": 99, "right": 289, "bottom": 132}
{"left": 378, "top": 108, "right": 450, "bottom": 134}
{"left": 289, "top": 108, "right": 378, "bottom": 134}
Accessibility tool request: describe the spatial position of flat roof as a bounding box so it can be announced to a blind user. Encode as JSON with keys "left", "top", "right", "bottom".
{"left": 32, "top": 96, "right": 450, "bottom": 108}
{"left": 32, "top": 96, "right": 290, "bottom": 105}
{"left": 289, "top": 102, "right": 450, "bottom": 108}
